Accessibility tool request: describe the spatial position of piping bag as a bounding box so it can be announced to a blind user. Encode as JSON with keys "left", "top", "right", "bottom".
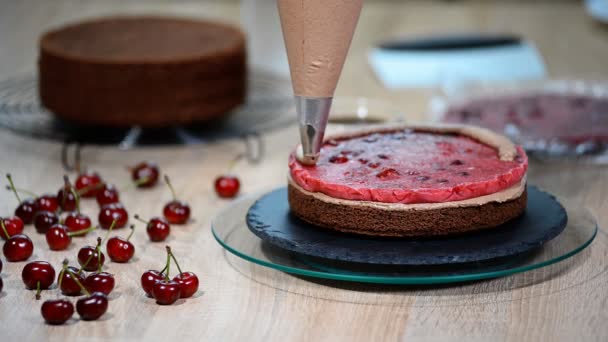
{"left": 277, "top": 0, "right": 363, "bottom": 165}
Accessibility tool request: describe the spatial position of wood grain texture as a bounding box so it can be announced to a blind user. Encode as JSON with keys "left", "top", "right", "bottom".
{"left": 0, "top": 1, "right": 607, "bottom": 341}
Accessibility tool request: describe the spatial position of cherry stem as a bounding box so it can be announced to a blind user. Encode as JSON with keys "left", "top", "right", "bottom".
{"left": 58, "top": 259, "right": 68, "bottom": 290}
{"left": 166, "top": 246, "right": 184, "bottom": 275}
{"left": 35, "top": 281, "right": 41, "bottom": 300}
{"left": 164, "top": 247, "right": 171, "bottom": 281}
{"left": 127, "top": 225, "right": 135, "bottom": 241}
{"left": 0, "top": 220, "right": 10, "bottom": 239}
{"left": 103, "top": 219, "right": 118, "bottom": 244}
{"left": 61, "top": 175, "right": 71, "bottom": 210}
{"left": 133, "top": 176, "right": 151, "bottom": 187}
{"left": 65, "top": 268, "right": 90, "bottom": 296}
{"left": 69, "top": 185, "right": 81, "bottom": 214}
{"left": 76, "top": 182, "right": 105, "bottom": 196}
{"left": 164, "top": 175, "right": 177, "bottom": 201}
{"left": 96, "top": 237, "right": 103, "bottom": 273}
{"left": 4, "top": 185, "right": 37, "bottom": 198}
{"left": 228, "top": 153, "right": 245, "bottom": 172}
{"left": 67, "top": 226, "right": 97, "bottom": 237}
{"left": 6, "top": 173, "right": 21, "bottom": 203}
{"left": 78, "top": 253, "right": 94, "bottom": 275}
{"left": 159, "top": 265, "right": 168, "bottom": 275}
{"left": 133, "top": 215, "right": 148, "bottom": 225}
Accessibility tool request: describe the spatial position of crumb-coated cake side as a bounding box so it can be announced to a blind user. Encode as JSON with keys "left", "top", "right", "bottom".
{"left": 287, "top": 124, "right": 529, "bottom": 237}
{"left": 39, "top": 16, "right": 247, "bottom": 127}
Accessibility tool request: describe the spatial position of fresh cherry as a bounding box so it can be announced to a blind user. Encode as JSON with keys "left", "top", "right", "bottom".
{"left": 98, "top": 203, "right": 128, "bottom": 229}
{"left": 135, "top": 215, "right": 170, "bottom": 242}
{"left": 78, "top": 237, "right": 105, "bottom": 272}
{"left": 1, "top": 221, "right": 33, "bottom": 261}
{"left": 63, "top": 266, "right": 109, "bottom": 320}
{"left": 34, "top": 194, "right": 59, "bottom": 214}
{"left": 76, "top": 292, "right": 109, "bottom": 321}
{"left": 214, "top": 175, "right": 240, "bottom": 198}
{"left": 6, "top": 174, "right": 37, "bottom": 224}
{"left": 34, "top": 211, "right": 59, "bottom": 234}
{"left": 64, "top": 212, "right": 92, "bottom": 235}
{"left": 152, "top": 280, "right": 181, "bottom": 305}
{"left": 84, "top": 272, "right": 115, "bottom": 295}
{"left": 132, "top": 161, "right": 160, "bottom": 188}
{"left": 106, "top": 225, "right": 135, "bottom": 263}
{"left": 96, "top": 184, "right": 120, "bottom": 207}
{"left": 46, "top": 224, "right": 96, "bottom": 251}
{"left": 75, "top": 171, "right": 103, "bottom": 198}
{"left": 58, "top": 263, "right": 85, "bottom": 296}
{"left": 57, "top": 176, "right": 77, "bottom": 212}
{"left": 167, "top": 246, "right": 199, "bottom": 298}
{"left": 41, "top": 299, "right": 74, "bottom": 325}
{"left": 141, "top": 270, "right": 164, "bottom": 297}
{"left": 1, "top": 216, "right": 24, "bottom": 239}
{"left": 63, "top": 186, "right": 93, "bottom": 235}
{"left": 22, "top": 261, "right": 55, "bottom": 299}
{"left": 162, "top": 175, "right": 191, "bottom": 224}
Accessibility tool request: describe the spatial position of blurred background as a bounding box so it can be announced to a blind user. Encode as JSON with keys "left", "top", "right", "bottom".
{"left": 0, "top": 0, "right": 607, "bottom": 157}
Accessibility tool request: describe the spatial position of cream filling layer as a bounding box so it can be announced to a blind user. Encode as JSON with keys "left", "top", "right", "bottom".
{"left": 288, "top": 175, "right": 526, "bottom": 211}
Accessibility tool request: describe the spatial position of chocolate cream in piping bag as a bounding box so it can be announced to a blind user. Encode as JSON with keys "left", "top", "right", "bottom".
{"left": 277, "top": 0, "right": 364, "bottom": 97}
{"left": 278, "top": 0, "right": 364, "bottom": 166}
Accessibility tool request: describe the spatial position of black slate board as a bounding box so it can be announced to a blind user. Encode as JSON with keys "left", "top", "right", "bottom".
{"left": 246, "top": 186, "right": 568, "bottom": 266}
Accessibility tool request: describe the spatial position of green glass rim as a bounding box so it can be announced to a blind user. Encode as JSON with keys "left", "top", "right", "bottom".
{"left": 211, "top": 222, "right": 597, "bottom": 285}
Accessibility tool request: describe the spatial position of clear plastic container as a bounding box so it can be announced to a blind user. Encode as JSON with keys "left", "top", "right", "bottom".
{"left": 430, "top": 79, "right": 608, "bottom": 163}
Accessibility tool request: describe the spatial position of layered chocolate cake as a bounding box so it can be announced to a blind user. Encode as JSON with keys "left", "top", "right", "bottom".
{"left": 39, "top": 16, "right": 246, "bottom": 127}
{"left": 288, "top": 124, "right": 528, "bottom": 237}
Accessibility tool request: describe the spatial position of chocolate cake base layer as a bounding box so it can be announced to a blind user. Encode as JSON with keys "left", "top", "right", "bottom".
{"left": 38, "top": 16, "right": 246, "bottom": 127}
{"left": 288, "top": 183, "right": 527, "bottom": 237}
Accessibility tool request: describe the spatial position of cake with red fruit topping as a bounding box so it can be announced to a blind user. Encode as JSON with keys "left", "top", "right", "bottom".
{"left": 288, "top": 124, "right": 528, "bottom": 237}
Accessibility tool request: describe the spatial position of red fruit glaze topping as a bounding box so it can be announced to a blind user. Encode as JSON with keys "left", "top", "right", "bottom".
{"left": 289, "top": 129, "right": 528, "bottom": 204}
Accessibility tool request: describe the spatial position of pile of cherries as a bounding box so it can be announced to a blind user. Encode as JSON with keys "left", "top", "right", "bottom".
{"left": 0, "top": 157, "right": 240, "bottom": 325}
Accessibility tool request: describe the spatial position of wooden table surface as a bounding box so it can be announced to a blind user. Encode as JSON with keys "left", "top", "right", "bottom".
{"left": 1, "top": 1, "right": 607, "bottom": 341}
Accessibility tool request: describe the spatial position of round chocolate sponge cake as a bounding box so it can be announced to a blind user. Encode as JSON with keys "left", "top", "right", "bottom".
{"left": 288, "top": 124, "right": 529, "bottom": 237}
{"left": 39, "top": 16, "right": 246, "bottom": 127}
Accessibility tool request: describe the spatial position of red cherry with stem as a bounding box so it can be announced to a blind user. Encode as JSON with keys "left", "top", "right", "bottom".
{"left": 64, "top": 268, "right": 109, "bottom": 321}
{"left": 46, "top": 224, "right": 97, "bottom": 251}
{"left": 84, "top": 272, "right": 115, "bottom": 295}
{"left": 167, "top": 246, "right": 199, "bottom": 298}
{"left": 1, "top": 216, "right": 24, "bottom": 240}
{"left": 131, "top": 161, "right": 160, "bottom": 188}
{"left": 22, "top": 261, "right": 55, "bottom": 299}
{"left": 152, "top": 280, "right": 181, "bottom": 305}
{"left": 141, "top": 270, "right": 164, "bottom": 297}
{"left": 57, "top": 175, "right": 77, "bottom": 212}
{"left": 106, "top": 225, "right": 135, "bottom": 263}
{"left": 75, "top": 171, "right": 103, "bottom": 198}
{"left": 64, "top": 213, "right": 92, "bottom": 235}
{"left": 34, "top": 211, "right": 59, "bottom": 234}
{"left": 6, "top": 174, "right": 37, "bottom": 224}
{"left": 96, "top": 184, "right": 120, "bottom": 207}
{"left": 64, "top": 188, "right": 93, "bottom": 235}
{"left": 41, "top": 299, "right": 74, "bottom": 325}
{"left": 135, "top": 215, "right": 170, "bottom": 242}
{"left": 35, "top": 194, "right": 59, "bottom": 214}
{"left": 98, "top": 203, "right": 128, "bottom": 229}
{"left": 162, "top": 175, "right": 190, "bottom": 224}
{"left": 214, "top": 175, "right": 240, "bottom": 198}
{"left": 58, "top": 261, "right": 86, "bottom": 296}
{"left": 78, "top": 237, "right": 105, "bottom": 272}
{"left": 152, "top": 248, "right": 181, "bottom": 305}
{"left": 1, "top": 220, "right": 33, "bottom": 261}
